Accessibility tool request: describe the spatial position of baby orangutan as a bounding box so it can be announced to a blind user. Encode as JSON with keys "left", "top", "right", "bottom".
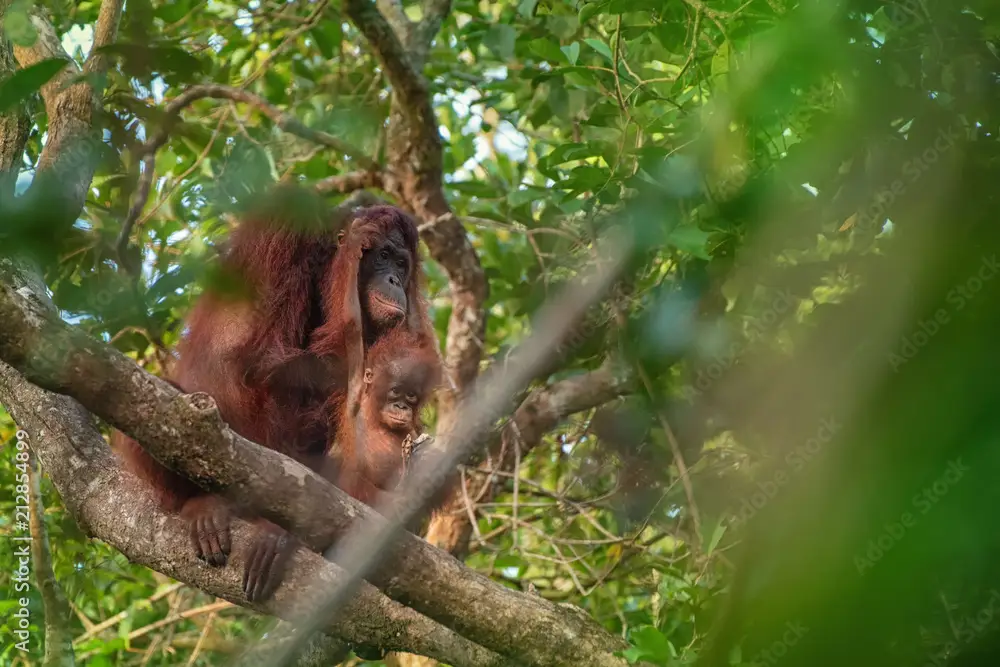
{"left": 325, "top": 326, "right": 442, "bottom": 504}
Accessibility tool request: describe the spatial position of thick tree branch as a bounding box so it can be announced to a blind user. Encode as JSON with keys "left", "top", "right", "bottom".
{"left": 0, "top": 364, "right": 508, "bottom": 667}
{"left": 117, "top": 84, "right": 379, "bottom": 273}
{"left": 0, "top": 10, "right": 30, "bottom": 199}
{"left": 0, "top": 257, "right": 630, "bottom": 667}
{"left": 314, "top": 169, "right": 384, "bottom": 195}
{"left": 502, "top": 361, "right": 633, "bottom": 456}
{"left": 375, "top": 0, "right": 412, "bottom": 44}
{"left": 0, "top": 260, "right": 507, "bottom": 667}
{"left": 10, "top": 6, "right": 110, "bottom": 225}
{"left": 84, "top": 0, "right": 124, "bottom": 75}
{"left": 411, "top": 0, "right": 451, "bottom": 66}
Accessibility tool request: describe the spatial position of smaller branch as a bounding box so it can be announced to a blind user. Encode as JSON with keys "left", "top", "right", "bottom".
{"left": 183, "top": 609, "right": 217, "bottom": 667}
{"left": 136, "top": 107, "right": 229, "bottom": 228}
{"left": 343, "top": 0, "right": 430, "bottom": 108}
{"left": 123, "top": 601, "right": 232, "bottom": 643}
{"left": 84, "top": 0, "right": 125, "bottom": 75}
{"left": 426, "top": 360, "right": 633, "bottom": 556}
{"left": 73, "top": 583, "right": 185, "bottom": 646}
{"left": 314, "top": 169, "right": 384, "bottom": 195}
{"left": 681, "top": 0, "right": 749, "bottom": 20}
{"left": 242, "top": 0, "right": 331, "bottom": 86}
{"left": 376, "top": 0, "right": 413, "bottom": 43}
{"left": 637, "top": 364, "right": 703, "bottom": 550}
{"left": 330, "top": 189, "right": 389, "bottom": 218}
{"left": 611, "top": 17, "right": 633, "bottom": 124}
{"left": 28, "top": 451, "right": 76, "bottom": 665}
{"left": 411, "top": 0, "right": 451, "bottom": 66}
{"left": 12, "top": 7, "right": 105, "bottom": 224}
{"left": 117, "top": 84, "right": 378, "bottom": 274}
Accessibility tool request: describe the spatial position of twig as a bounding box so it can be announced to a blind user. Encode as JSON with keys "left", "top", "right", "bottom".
{"left": 411, "top": 0, "right": 452, "bottom": 65}
{"left": 459, "top": 467, "right": 488, "bottom": 549}
{"left": 510, "top": 421, "right": 522, "bottom": 550}
{"left": 28, "top": 448, "right": 75, "bottom": 664}
{"left": 73, "top": 583, "right": 185, "bottom": 645}
{"left": 77, "top": 602, "right": 234, "bottom": 662}
{"left": 242, "top": 0, "right": 331, "bottom": 86}
{"left": 127, "top": 601, "right": 232, "bottom": 643}
{"left": 611, "top": 17, "right": 633, "bottom": 124}
{"left": 137, "top": 107, "right": 230, "bottom": 227}
{"left": 637, "top": 363, "right": 704, "bottom": 550}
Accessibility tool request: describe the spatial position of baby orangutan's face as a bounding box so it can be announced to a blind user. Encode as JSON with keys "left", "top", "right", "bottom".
{"left": 370, "top": 357, "right": 434, "bottom": 433}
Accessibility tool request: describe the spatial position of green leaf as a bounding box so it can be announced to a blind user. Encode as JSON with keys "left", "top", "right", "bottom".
{"left": 584, "top": 38, "right": 614, "bottom": 63}
{"left": 450, "top": 180, "right": 501, "bottom": 198}
{"left": 310, "top": 21, "right": 343, "bottom": 60}
{"left": 530, "top": 38, "right": 565, "bottom": 63}
{"left": 0, "top": 59, "right": 66, "bottom": 114}
{"left": 543, "top": 142, "right": 601, "bottom": 167}
{"left": 518, "top": 0, "right": 539, "bottom": 17}
{"left": 580, "top": 1, "right": 609, "bottom": 24}
{"left": 494, "top": 553, "right": 524, "bottom": 569}
{"left": 705, "top": 519, "right": 727, "bottom": 556}
{"left": 561, "top": 42, "right": 581, "bottom": 65}
{"left": 153, "top": 0, "right": 190, "bottom": 23}
{"left": 564, "top": 165, "right": 608, "bottom": 191}
{"left": 621, "top": 646, "right": 644, "bottom": 664}
{"left": 484, "top": 24, "right": 517, "bottom": 61}
{"left": 508, "top": 186, "right": 549, "bottom": 208}
{"left": 667, "top": 224, "right": 712, "bottom": 259}
{"left": 711, "top": 40, "right": 731, "bottom": 91}
{"left": 547, "top": 15, "right": 579, "bottom": 41}
{"left": 3, "top": 0, "right": 37, "bottom": 47}
{"left": 96, "top": 43, "right": 204, "bottom": 83}
{"left": 629, "top": 626, "right": 675, "bottom": 662}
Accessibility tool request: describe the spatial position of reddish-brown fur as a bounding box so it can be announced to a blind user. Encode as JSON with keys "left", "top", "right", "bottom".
{"left": 112, "top": 203, "right": 438, "bottom": 601}
{"left": 326, "top": 327, "right": 442, "bottom": 504}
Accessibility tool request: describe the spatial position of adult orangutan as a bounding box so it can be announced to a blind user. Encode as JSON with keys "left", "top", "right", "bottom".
{"left": 113, "top": 200, "right": 439, "bottom": 601}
